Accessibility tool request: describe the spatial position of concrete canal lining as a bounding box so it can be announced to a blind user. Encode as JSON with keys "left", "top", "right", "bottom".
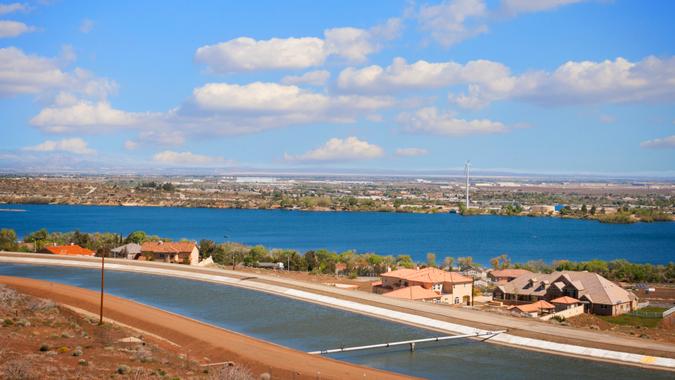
{"left": 0, "top": 252, "right": 673, "bottom": 372}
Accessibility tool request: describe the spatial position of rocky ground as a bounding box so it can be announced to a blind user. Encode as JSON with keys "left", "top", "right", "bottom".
{"left": 0, "top": 284, "right": 260, "bottom": 380}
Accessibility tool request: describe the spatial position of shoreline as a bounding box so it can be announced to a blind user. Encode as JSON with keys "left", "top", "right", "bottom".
{"left": 0, "top": 275, "right": 414, "bottom": 380}
{"left": 3, "top": 200, "right": 672, "bottom": 224}
{"left": 1, "top": 253, "right": 674, "bottom": 372}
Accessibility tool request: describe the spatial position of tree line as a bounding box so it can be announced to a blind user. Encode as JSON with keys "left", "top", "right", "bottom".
{"left": 0, "top": 228, "right": 672, "bottom": 283}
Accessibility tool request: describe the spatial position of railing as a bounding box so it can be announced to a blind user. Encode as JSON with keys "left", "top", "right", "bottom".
{"left": 308, "top": 330, "right": 507, "bottom": 355}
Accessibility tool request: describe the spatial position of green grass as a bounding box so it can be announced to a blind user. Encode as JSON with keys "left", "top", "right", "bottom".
{"left": 598, "top": 313, "right": 662, "bottom": 328}
{"left": 638, "top": 306, "right": 667, "bottom": 313}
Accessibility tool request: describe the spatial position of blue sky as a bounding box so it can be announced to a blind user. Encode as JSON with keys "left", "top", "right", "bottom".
{"left": 1, "top": 0, "right": 674, "bottom": 175}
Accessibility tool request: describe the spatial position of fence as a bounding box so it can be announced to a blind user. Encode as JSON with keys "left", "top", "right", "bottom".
{"left": 629, "top": 310, "right": 666, "bottom": 319}
{"left": 540, "top": 305, "right": 584, "bottom": 321}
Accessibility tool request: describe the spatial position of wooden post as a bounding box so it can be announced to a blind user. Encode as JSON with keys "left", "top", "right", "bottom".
{"left": 99, "top": 253, "right": 105, "bottom": 325}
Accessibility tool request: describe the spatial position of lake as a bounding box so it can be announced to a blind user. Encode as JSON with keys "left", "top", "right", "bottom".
{"left": 0, "top": 263, "right": 671, "bottom": 380}
{"left": 1, "top": 203, "right": 674, "bottom": 264}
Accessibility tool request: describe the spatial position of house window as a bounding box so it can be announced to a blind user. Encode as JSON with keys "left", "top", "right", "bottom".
{"left": 454, "top": 297, "right": 460, "bottom": 304}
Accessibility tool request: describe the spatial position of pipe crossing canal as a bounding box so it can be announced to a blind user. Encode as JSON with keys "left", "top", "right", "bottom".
{"left": 309, "top": 331, "right": 507, "bottom": 355}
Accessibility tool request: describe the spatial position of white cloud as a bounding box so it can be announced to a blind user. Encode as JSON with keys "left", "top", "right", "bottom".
{"left": 195, "top": 18, "right": 401, "bottom": 72}
{"left": 30, "top": 81, "right": 394, "bottom": 137}
{"left": 0, "top": 47, "right": 117, "bottom": 98}
{"left": 501, "top": 0, "right": 585, "bottom": 15}
{"left": 338, "top": 57, "right": 513, "bottom": 96}
{"left": 339, "top": 56, "right": 675, "bottom": 108}
{"left": 30, "top": 101, "right": 142, "bottom": 133}
{"left": 395, "top": 147, "right": 428, "bottom": 157}
{"left": 195, "top": 37, "right": 326, "bottom": 72}
{"left": 285, "top": 136, "right": 384, "bottom": 162}
{"left": 24, "top": 138, "right": 95, "bottom": 155}
{"left": 192, "top": 82, "right": 329, "bottom": 113}
{"left": 153, "top": 151, "right": 232, "bottom": 166}
{"left": 0, "top": 3, "right": 27, "bottom": 15}
{"left": 417, "top": 0, "right": 488, "bottom": 47}
{"left": 397, "top": 107, "right": 506, "bottom": 136}
{"left": 281, "top": 70, "right": 331, "bottom": 86}
{"left": 0, "top": 20, "right": 33, "bottom": 38}
{"left": 80, "top": 18, "right": 94, "bottom": 33}
{"left": 640, "top": 136, "right": 675, "bottom": 149}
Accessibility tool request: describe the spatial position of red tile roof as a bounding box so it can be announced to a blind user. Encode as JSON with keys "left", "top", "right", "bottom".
{"left": 44, "top": 244, "right": 95, "bottom": 256}
{"left": 550, "top": 296, "right": 581, "bottom": 305}
{"left": 141, "top": 241, "right": 196, "bottom": 253}
{"left": 510, "top": 300, "right": 555, "bottom": 313}
{"left": 383, "top": 286, "right": 441, "bottom": 300}
{"left": 381, "top": 267, "right": 472, "bottom": 284}
{"left": 489, "top": 269, "right": 532, "bottom": 278}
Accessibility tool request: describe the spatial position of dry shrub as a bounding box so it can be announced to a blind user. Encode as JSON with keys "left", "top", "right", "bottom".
{"left": 208, "top": 364, "right": 255, "bottom": 380}
{"left": 2, "top": 359, "right": 36, "bottom": 380}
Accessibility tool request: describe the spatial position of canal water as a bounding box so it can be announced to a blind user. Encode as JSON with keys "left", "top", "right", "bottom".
{"left": 0, "top": 263, "right": 670, "bottom": 379}
{"left": 1, "top": 204, "right": 674, "bottom": 264}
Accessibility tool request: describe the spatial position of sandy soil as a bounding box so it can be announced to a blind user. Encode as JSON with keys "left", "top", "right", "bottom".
{"left": 0, "top": 276, "right": 414, "bottom": 380}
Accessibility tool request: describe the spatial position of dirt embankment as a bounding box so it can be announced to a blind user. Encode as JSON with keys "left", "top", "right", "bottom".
{"left": 0, "top": 276, "right": 414, "bottom": 380}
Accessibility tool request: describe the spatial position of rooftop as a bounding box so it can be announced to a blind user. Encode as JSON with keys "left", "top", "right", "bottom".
{"left": 141, "top": 241, "right": 196, "bottom": 253}
{"left": 382, "top": 267, "right": 472, "bottom": 284}
{"left": 44, "top": 244, "right": 95, "bottom": 256}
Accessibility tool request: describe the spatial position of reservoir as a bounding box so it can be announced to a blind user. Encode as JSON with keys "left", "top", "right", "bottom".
{"left": 0, "top": 263, "right": 671, "bottom": 379}
{"left": 1, "top": 204, "right": 674, "bottom": 264}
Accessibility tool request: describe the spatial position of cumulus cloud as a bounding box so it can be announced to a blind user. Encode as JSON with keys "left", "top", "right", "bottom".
{"left": 0, "top": 20, "right": 33, "bottom": 38}
{"left": 417, "top": 0, "right": 488, "bottom": 47}
{"left": 23, "top": 138, "right": 95, "bottom": 155}
{"left": 284, "top": 136, "right": 384, "bottom": 162}
{"left": 397, "top": 107, "right": 507, "bottom": 136}
{"left": 640, "top": 136, "right": 675, "bottom": 149}
{"left": 30, "top": 81, "right": 395, "bottom": 137}
{"left": 0, "top": 47, "right": 117, "bottom": 98}
{"left": 79, "top": 18, "right": 94, "bottom": 33}
{"left": 414, "top": 0, "right": 590, "bottom": 47}
{"left": 339, "top": 56, "right": 675, "bottom": 108}
{"left": 153, "top": 150, "right": 232, "bottom": 166}
{"left": 395, "top": 147, "right": 428, "bottom": 157}
{"left": 195, "top": 37, "right": 326, "bottom": 72}
{"left": 282, "top": 70, "right": 331, "bottom": 86}
{"left": 30, "top": 100, "right": 142, "bottom": 133}
{"left": 0, "top": 3, "right": 28, "bottom": 15}
{"left": 500, "top": 0, "right": 585, "bottom": 15}
{"left": 195, "top": 18, "right": 401, "bottom": 72}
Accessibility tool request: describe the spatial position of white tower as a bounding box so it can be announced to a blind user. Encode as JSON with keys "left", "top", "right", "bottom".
{"left": 464, "top": 160, "right": 471, "bottom": 209}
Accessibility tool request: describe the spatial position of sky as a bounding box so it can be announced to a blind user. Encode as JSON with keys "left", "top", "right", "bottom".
{"left": 0, "top": 0, "right": 674, "bottom": 175}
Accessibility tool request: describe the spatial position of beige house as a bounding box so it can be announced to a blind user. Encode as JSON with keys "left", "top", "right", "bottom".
{"left": 488, "top": 268, "right": 532, "bottom": 283}
{"left": 139, "top": 241, "right": 199, "bottom": 265}
{"left": 493, "top": 271, "right": 638, "bottom": 316}
{"left": 373, "top": 267, "right": 473, "bottom": 305}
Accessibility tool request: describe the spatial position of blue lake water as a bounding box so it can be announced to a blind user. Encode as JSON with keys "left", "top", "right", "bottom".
{"left": 0, "top": 263, "right": 671, "bottom": 380}
{"left": 1, "top": 203, "right": 674, "bottom": 264}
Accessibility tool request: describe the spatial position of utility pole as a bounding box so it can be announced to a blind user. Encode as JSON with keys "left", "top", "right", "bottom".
{"left": 464, "top": 160, "right": 471, "bottom": 209}
{"left": 99, "top": 253, "right": 105, "bottom": 325}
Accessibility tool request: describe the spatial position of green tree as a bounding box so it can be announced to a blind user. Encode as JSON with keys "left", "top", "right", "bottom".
{"left": 581, "top": 204, "right": 588, "bottom": 214}
{"left": 125, "top": 231, "right": 147, "bottom": 244}
{"left": 457, "top": 256, "right": 474, "bottom": 270}
{"left": 0, "top": 228, "right": 18, "bottom": 251}
{"left": 590, "top": 205, "right": 597, "bottom": 215}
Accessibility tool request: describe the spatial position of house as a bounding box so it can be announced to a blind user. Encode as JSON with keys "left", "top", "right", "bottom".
{"left": 509, "top": 300, "right": 555, "bottom": 317}
{"left": 139, "top": 241, "right": 199, "bottom": 265}
{"left": 383, "top": 285, "right": 442, "bottom": 302}
{"left": 493, "top": 271, "right": 638, "bottom": 316}
{"left": 460, "top": 265, "right": 487, "bottom": 280}
{"left": 373, "top": 267, "right": 473, "bottom": 305}
{"left": 110, "top": 243, "right": 141, "bottom": 260}
{"left": 42, "top": 244, "right": 95, "bottom": 257}
{"left": 488, "top": 268, "right": 532, "bottom": 283}
{"left": 529, "top": 205, "right": 556, "bottom": 214}
{"left": 550, "top": 296, "right": 582, "bottom": 312}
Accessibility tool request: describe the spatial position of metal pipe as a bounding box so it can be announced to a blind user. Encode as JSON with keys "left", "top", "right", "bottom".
{"left": 308, "top": 330, "right": 506, "bottom": 355}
